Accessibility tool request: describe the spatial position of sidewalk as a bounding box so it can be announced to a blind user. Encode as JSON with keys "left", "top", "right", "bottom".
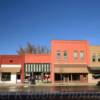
{"left": 0, "top": 82, "right": 97, "bottom": 88}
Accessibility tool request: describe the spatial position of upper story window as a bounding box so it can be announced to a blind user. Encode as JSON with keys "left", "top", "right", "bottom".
{"left": 98, "top": 55, "right": 100, "bottom": 62}
{"left": 64, "top": 51, "right": 67, "bottom": 59}
{"left": 92, "top": 54, "right": 96, "bottom": 62}
{"left": 56, "top": 50, "right": 61, "bottom": 59}
{"left": 80, "top": 51, "right": 85, "bottom": 59}
{"left": 73, "top": 51, "right": 78, "bottom": 59}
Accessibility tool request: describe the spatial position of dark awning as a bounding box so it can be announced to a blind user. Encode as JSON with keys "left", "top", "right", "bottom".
{"left": 89, "top": 67, "right": 100, "bottom": 71}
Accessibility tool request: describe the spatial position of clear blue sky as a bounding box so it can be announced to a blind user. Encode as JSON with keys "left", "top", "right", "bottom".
{"left": 0, "top": 0, "right": 100, "bottom": 54}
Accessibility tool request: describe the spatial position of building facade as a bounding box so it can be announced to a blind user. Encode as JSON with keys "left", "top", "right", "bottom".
{"left": 24, "top": 54, "right": 51, "bottom": 83}
{"left": 0, "top": 40, "right": 100, "bottom": 84}
{"left": 0, "top": 55, "right": 24, "bottom": 84}
{"left": 51, "top": 40, "right": 90, "bottom": 83}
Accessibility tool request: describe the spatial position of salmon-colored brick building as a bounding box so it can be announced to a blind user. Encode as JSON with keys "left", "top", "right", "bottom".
{"left": 51, "top": 40, "right": 90, "bottom": 83}
{"left": 0, "top": 40, "right": 100, "bottom": 85}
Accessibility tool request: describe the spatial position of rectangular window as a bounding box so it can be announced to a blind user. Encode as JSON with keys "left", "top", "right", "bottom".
{"left": 36, "top": 64, "right": 38, "bottom": 72}
{"left": 28, "top": 64, "right": 30, "bottom": 72}
{"left": 98, "top": 58, "right": 100, "bottom": 62}
{"left": 80, "top": 51, "right": 85, "bottom": 59}
{"left": 17, "top": 73, "right": 20, "bottom": 80}
{"left": 74, "top": 51, "right": 78, "bottom": 59}
{"left": 92, "top": 55, "right": 96, "bottom": 62}
{"left": 33, "top": 64, "right": 36, "bottom": 72}
{"left": 30, "top": 64, "right": 33, "bottom": 72}
{"left": 98, "top": 55, "right": 100, "bottom": 62}
{"left": 92, "top": 58, "right": 96, "bottom": 62}
{"left": 42, "top": 64, "right": 44, "bottom": 72}
{"left": 56, "top": 50, "right": 61, "bottom": 59}
{"left": 38, "top": 64, "right": 41, "bottom": 72}
{"left": 44, "top": 64, "right": 47, "bottom": 72}
{"left": 25, "top": 64, "right": 28, "bottom": 72}
{"left": 64, "top": 51, "right": 67, "bottom": 59}
{"left": 1, "top": 73, "right": 11, "bottom": 81}
{"left": 46, "top": 64, "right": 49, "bottom": 72}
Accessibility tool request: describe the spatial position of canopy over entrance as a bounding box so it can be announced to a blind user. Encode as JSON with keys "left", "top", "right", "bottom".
{"left": 54, "top": 64, "right": 88, "bottom": 73}
{"left": 0, "top": 67, "right": 21, "bottom": 73}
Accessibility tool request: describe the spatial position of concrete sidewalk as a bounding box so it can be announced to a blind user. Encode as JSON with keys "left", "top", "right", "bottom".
{"left": 0, "top": 82, "right": 97, "bottom": 88}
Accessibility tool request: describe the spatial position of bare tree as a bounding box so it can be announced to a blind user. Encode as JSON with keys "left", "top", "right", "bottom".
{"left": 26, "top": 42, "right": 33, "bottom": 54}
{"left": 17, "top": 42, "right": 50, "bottom": 55}
{"left": 17, "top": 47, "right": 25, "bottom": 55}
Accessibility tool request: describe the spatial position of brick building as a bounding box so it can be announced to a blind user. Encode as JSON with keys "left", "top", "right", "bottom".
{"left": 0, "top": 40, "right": 100, "bottom": 85}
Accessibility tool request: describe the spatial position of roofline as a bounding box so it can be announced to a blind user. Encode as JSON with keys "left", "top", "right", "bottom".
{"left": 51, "top": 39, "right": 88, "bottom": 41}
{"left": 90, "top": 45, "right": 100, "bottom": 47}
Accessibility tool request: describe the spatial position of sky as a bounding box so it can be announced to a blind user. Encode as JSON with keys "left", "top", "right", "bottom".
{"left": 0, "top": 0, "right": 100, "bottom": 54}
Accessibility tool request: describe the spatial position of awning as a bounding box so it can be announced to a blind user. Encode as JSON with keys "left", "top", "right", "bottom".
{"left": 0, "top": 67, "right": 21, "bottom": 73}
{"left": 54, "top": 64, "right": 88, "bottom": 73}
{"left": 89, "top": 67, "right": 100, "bottom": 71}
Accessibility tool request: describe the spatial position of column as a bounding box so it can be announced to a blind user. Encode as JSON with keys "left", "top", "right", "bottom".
{"left": 51, "top": 64, "right": 54, "bottom": 84}
{"left": 71, "top": 74, "right": 72, "bottom": 82}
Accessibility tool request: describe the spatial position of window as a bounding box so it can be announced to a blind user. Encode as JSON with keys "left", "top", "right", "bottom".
{"left": 73, "top": 51, "right": 78, "bottom": 59}
{"left": 17, "top": 73, "right": 20, "bottom": 80}
{"left": 25, "top": 64, "right": 28, "bottom": 72}
{"left": 92, "top": 73, "right": 100, "bottom": 79}
{"left": 44, "top": 64, "right": 47, "bottom": 72}
{"left": 64, "top": 51, "right": 67, "bottom": 59}
{"left": 36, "top": 64, "right": 38, "bottom": 72}
{"left": 92, "top": 54, "right": 96, "bottom": 62}
{"left": 56, "top": 50, "right": 61, "bottom": 59}
{"left": 98, "top": 55, "right": 100, "bottom": 62}
{"left": 80, "top": 51, "right": 85, "bottom": 59}
{"left": 1, "top": 73, "right": 11, "bottom": 81}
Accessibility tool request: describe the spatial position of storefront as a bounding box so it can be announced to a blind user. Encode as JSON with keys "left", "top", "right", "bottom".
{"left": 24, "top": 63, "right": 51, "bottom": 83}
{"left": 0, "top": 65, "right": 21, "bottom": 84}
{"left": 54, "top": 64, "right": 88, "bottom": 83}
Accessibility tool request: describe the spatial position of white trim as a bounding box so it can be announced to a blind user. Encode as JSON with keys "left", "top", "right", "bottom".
{"left": 1, "top": 64, "right": 21, "bottom": 68}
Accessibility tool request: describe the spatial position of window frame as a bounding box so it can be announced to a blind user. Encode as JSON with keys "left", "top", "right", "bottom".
{"left": 1, "top": 73, "right": 11, "bottom": 81}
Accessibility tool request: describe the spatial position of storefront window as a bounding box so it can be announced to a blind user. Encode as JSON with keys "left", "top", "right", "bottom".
{"left": 1, "top": 73, "right": 11, "bottom": 81}
{"left": 38, "top": 64, "right": 41, "bottom": 72}
{"left": 30, "top": 64, "right": 33, "bottom": 72}
{"left": 28, "top": 64, "right": 30, "bottom": 72}
{"left": 25, "top": 64, "right": 28, "bottom": 72}
{"left": 46, "top": 64, "right": 50, "bottom": 72}
{"left": 36, "top": 64, "right": 38, "bottom": 72}
{"left": 92, "top": 73, "right": 100, "bottom": 79}
{"left": 25, "top": 63, "right": 50, "bottom": 73}
{"left": 17, "top": 73, "right": 20, "bottom": 80}
{"left": 44, "top": 64, "right": 47, "bottom": 72}
{"left": 33, "top": 64, "right": 36, "bottom": 72}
